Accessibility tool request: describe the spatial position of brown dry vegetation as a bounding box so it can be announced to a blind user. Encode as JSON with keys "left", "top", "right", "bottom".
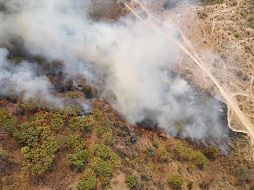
{"left": 1, "top": 0, "right": 254, "bottom": 190}
{"left": 0, "top": 98, "right": 253, "bottom": 190}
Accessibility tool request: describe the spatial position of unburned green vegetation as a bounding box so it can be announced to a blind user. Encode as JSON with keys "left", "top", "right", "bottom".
{"left": 175, "top": 143, "right": 208, "bottom": 169}
{"left": 0, "top": 100, "right": 254, "bottom": 190}
{"left": 168, "top": 174, "right": 184, "bottom": 189}
{"left": 125, "top": 175, "right": 138, "bottom": 189}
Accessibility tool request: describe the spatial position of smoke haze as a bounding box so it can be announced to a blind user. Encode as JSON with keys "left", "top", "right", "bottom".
{"left": 0, "top": 0, "right": 228, "bottom": 141}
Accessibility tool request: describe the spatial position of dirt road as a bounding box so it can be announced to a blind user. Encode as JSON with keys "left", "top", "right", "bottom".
{"left": 124, "top": 0, "right": 254, "bottom": 143}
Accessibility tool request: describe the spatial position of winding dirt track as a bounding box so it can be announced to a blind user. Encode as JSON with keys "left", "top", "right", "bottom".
{"left": 124, "top": 0, "right": 254, "bottom": 143}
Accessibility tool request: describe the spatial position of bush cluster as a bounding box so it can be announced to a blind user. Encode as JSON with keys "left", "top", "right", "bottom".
{"left": 78, "top": 169, "right": 97, "bottom": 190}
{"left": 50, "top": 113, "right": 65, "bottom": 129}
{"left": 67, "top": 149, "right": 89, "bottom": 172}
{"left": 77, "top": 143, "right": 120, "bottom": 188}
{"left": 14, "top": 113, "right": 59, "bottom": 176}
{"left": 63, "top": 134, "right": 86, "bottom": 151}
{"left": 21, "top": 138, "right": 58, "bottom": 176}
{"left": 18, "top": 102, "right": 47, "bottom": 113}
{"left": 68, "top": 116, "right": 91, "bottom": 132}
{"left": 175, "top": 144, "right": 208, "bottom": 168}
{"left": 89, "top": 157, "right": 113, "bottom": 184}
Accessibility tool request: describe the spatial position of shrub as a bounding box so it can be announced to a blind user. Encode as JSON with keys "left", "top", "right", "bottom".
{"left": 68, "top": 116, "right": 90, "bottom": 132}
{"left": 50, "top": 113, "right": 64, "bottom": 129}
{"left": 18, "top": 102, "right": 46, "bottom": 112}
{"left": 202, "top": 147, "right": 219, "bottom": 160}
{"left": 187, "top": 180, "right": 193, "bottom": 190}
{"left": 21, "top": 139, "right": 58, "bottom": 176}
{"left": 187, "top": 164, "right": 195, "bottom": 174}
{"left": 234, "top": 33, "right": 240, "bottom": 38}
{"left": 78, "top": 175, "right": 97, "bottom": 190}
{"left": 10, "top": 56, "right": 23, "bottom": 64}
{"left": 168, "top": 174, "right": 184, "bottom": 189}
{"left": 30, "top": 112, "right": 49, "bottom": 124}
{"left": 95, "top": 126, "right": 113, "bottom": 145}
{"left": 63, "top": 135, "right": 86, "bottom": 151}
{"left": 156, "top": 147, "right": 170, "bottom": 163}
{"left": 91, "top": 143, "right": 120, "bottom": 167}
{"left": 92, "top": 143, "right": 111, "bottom": 160}
{"left": 1, "top": 176, "right": 14, "bottom": 190}
{"left": 2, "top": 117, "right": 17, "bottom": 136}
{"left": 92, "top": 104, "right": 112, "bottom": 129}
{"left": 175, "top": 144, "right": 208, "bottom": 168}
{"left": 146, "top": 146, "right": 155, "bottom": 157}
{"left": 78, "top": 169, "right": 97, "bottom": 190}
{"left": 33, "top": 55, "right": 47, "bottom": 64}
{"left": 125, "top": 175, "right": 138, "bottom": 189}
{"left": 66, "top": 91, "right": 83, "bottom": 99}
{"left": 89, "top": 157, "right": 113, "bottom": 185}
{"left": 235, "top": 168, "right": 254, "bottom": 185}
{"left": 248, "top": 16, "right": 254, "bottom": 29}
{"left": 0, "top": 3, "right": 7, "bottom": 12}
{"left": 0, "top": 109, "right": 17, "bottom": 135}
{"left": 95, "top": 126, "right": 107, "bottom": 138}
{"left": 17, "top": 125, "right": 51, "bottom": 146}
{"left": 192, "top": 151, "right": 208, "bottom": 168}
{"left": 199, "top": 174, "right": 214, "bottom": 189}
{"left": 52, "top": 106, "right": 80, "bottom": 117}
{"left": 67, "top": 149, "right": 89, "bottom": 172}
{"left": 0, "top": 146, "right": 10, "bottom": 161}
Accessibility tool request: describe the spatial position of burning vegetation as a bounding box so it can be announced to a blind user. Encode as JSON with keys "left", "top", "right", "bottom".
{"left": 0, "top": 0, "right": 254, "bottom": 190}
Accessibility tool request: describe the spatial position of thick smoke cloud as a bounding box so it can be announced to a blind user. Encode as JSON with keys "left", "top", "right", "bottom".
{"left": 0, "top": 48, "right": 62, "bottom": 105}
{"left": 0, "top": 0, "right": 228, "bottom": 141}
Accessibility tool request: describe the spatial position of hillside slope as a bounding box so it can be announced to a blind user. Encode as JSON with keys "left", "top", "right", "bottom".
{"left": 1, "top": 0, "right": 254, "bottom": 190}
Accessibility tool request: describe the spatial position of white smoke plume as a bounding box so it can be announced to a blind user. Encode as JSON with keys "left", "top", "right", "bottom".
{"left": 0, "top": 0, "right": 228, "bottom": 141}
{"left": 0, "top": 48, "right": 63, "bottom": 105}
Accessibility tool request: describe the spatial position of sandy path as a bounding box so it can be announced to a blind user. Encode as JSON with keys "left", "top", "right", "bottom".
{"left": 124, "top": 0, "right": 254, "bottom": 143}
